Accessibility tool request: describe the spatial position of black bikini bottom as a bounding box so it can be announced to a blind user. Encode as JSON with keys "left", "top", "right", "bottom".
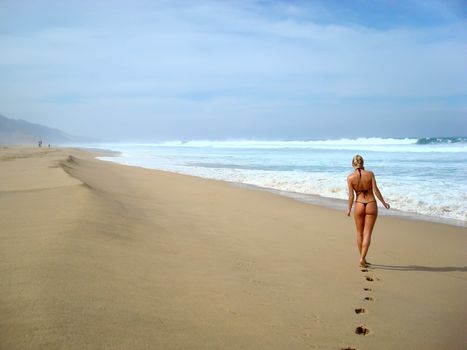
{"left": 356, "top": 200, "right": 377, "bottom": 208}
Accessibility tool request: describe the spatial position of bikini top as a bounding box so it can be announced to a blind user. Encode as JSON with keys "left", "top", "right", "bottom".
{"left": 355, "top": 168, "right": 371, "bottom": 198}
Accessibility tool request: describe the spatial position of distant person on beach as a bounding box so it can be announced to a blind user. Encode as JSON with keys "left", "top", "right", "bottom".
{"left": 346, "top": 155, "right": 390, "bottom": 267}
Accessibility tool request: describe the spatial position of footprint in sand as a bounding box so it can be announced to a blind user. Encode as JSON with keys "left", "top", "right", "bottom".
{"left": 344, "top": 267, "right": 377, "bottom": 346}
{"left": 355, "top": 326, "right": 370, "bottom": 335}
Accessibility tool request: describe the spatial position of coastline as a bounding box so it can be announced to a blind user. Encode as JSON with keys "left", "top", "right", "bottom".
{"left": 77, "top": 137, "right": 467, "bottom": 225}
{"left": 1, "top": 147, "right": 466, "bottom": 349}
{"left": 93, "top": 151, "right": 466, "bottom": 228}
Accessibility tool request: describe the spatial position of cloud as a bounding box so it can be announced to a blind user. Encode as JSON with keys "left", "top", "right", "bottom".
{"left": 0, "top": 0, "right": 466, "bottom": 139}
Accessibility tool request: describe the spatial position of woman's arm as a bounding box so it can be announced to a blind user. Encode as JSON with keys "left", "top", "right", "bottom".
{"left": 371, "top": 172, "right": 390, "bottom": 209}
{"left": 346, "top": 176, "right": 354, "bottom": 216}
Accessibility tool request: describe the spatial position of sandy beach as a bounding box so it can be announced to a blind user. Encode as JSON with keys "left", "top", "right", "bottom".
{"left": 1, "top": 147, "right": 466, "bottom": 350}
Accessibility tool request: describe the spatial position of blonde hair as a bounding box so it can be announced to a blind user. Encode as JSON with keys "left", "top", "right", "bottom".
{"left": 352, "top": 154, "right": 364, "bottom": 169}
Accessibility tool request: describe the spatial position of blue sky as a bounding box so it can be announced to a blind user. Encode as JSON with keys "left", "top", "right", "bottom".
{"left": 0, "top": 0, "right": 466, "bottom": 140}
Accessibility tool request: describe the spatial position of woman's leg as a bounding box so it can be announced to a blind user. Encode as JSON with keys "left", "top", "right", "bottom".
{"left": 354, "top": 203, "right": 365, "bottom": 258}
{"left": 360, "top": 202, "right": 378, "bottom": 265}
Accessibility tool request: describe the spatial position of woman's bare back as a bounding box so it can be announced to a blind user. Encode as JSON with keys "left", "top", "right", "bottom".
{"left": 348, "top": 169, "right": 376, "bottom": 204}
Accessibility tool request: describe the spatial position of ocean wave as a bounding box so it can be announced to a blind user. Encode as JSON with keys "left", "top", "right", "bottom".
{"left": 103, "top": 137, "right": 466, "bottom": 153}
{"left": 74, "top": 137, "right": 467, "bottom": 152}
{"left": 416, "top": 137, "right": 467, "bottom": 145}
{"left": 151, "top": 138, "right": 417, "bottom": 149}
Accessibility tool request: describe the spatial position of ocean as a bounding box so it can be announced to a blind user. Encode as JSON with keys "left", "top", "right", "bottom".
{"left": 78, "top": 137, "right": 467, "bottom": 226}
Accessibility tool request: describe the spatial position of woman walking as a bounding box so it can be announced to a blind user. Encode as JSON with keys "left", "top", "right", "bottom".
{"left": 347, "top": 155, "right": 390, "bottom": 267}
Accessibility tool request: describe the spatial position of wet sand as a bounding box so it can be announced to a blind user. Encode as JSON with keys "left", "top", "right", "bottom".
{"left": 1, "top": 147, "right": 466, "bottom": 349}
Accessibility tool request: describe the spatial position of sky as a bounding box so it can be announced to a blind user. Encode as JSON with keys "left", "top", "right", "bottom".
{"left": 0, "top": 0, "right": 466, "bottom": 141}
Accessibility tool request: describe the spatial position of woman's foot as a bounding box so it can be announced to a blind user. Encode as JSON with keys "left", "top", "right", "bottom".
{"left": 360, "top": 258, "right": 372, "bottom": 267}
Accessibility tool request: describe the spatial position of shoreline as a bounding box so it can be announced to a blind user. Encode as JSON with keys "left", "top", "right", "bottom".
{"left": 92, "top": 151, "right": 466, "bottom": 228}
{"left": 234, "top": 182, "right": 467, "bottom": 228}
{"left": 1, "top": 147, "right": 466, "bottom": 350}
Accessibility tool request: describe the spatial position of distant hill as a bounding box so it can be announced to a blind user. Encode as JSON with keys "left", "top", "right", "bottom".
{"left": 0, "top": 114, "right": 81, "bottom": 145}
